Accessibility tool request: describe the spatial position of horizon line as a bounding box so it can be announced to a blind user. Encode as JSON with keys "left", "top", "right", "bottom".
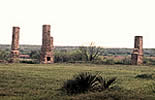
{"left": 0, "top": 43, "right": 155, "bottom": 49}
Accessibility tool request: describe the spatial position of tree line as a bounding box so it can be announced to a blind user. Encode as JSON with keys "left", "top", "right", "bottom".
{"left": 0, "top": 44, "right": 155, "bottom": 64}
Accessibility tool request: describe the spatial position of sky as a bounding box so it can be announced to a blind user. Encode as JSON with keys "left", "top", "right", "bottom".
{"left": 0, "top": 0, "right": 155, "bottom": 48}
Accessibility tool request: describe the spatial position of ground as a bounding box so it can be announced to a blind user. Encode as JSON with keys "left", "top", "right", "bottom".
{"left": 0, "top": 64, "right": 155, "bottom": 100}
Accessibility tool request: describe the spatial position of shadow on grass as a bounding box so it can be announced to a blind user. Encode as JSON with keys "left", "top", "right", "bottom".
{"left": 135, "top": 73, "right": 155, "bottom": 80}
{"left": 67, "top": 88, "right": 155, "bottom": 100}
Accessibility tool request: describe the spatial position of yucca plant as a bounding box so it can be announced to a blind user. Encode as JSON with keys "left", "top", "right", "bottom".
{"left": 63, "top": 72, "right": 98, "bottom": 94}
{"left": 96, "top": 76, "right": 117, "bottom": 91}
{"left": 62, "top": 72, "right": 116, "bottom": 94}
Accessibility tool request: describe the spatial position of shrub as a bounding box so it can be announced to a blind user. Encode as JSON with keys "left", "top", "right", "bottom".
{"left": 105, "top": 59, "right": 115, "bottom": 65}
{"left": 96, "top": 76, "right": 117, "bottom": 91}
{"left": 54, "top": 50, "right": 82, "bottom": 63}
{"left": 135, "top": 73, "right": 155, "bottom": 79}
{"left": 0, "top": 50, "right": 10, "bottom": 61}
{"left": 62, "top": 72, "right": 98, "bottom": 94}
{"left": 121, "top": 57, "right": 131, "bottom": 65}
{"left": 20, "top": 60, "right": 40, "bottom": 64}
{"left": 62, "top": 72, "right": 116, "bottom": 94}
{"left": 143, "top": 57, "right": 155, "bottom": 65}
{"left": 29, "top": 50, "right": 40, "bottom": 61}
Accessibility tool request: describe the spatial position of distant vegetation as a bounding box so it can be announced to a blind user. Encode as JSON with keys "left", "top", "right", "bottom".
{"left": 1, "top": 44, "right": 155, "bottom": 64}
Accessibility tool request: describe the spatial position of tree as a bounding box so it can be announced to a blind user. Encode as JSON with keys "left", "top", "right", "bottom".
{"left": 79, "top": 42, "right": 102, "bottom": 61}
{"left": 0, "top": 50, "right": 10, "bottom": 61}
{"left": 29, "top": 50, "right": 40, "bottom": 61}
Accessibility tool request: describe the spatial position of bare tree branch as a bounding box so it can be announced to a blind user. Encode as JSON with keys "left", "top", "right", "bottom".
{"left": 79, "top": 42, "right": 102, "bottom": 61}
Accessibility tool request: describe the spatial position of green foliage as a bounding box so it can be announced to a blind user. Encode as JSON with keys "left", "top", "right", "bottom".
{"left": 1, "top": 45, "right": 155, "bottom": 65}
{"left": 68, "top": 89, "right": 149, "bottom": 100}
{"left": 135, "top": 73, "right": 155, "bottom": 79}
{"left": 54, "top": 50, "right": 82, "bottom": 63}
{"left": 96, "top": 76, "right": 116, "bottom": 91}
{"left": 143, "top": 57, "right": 155, "bottom": 65}
{"left": 102, "top": 48, "right": 132, "bottom": 56}
{"left": 1, "top": 44, "right": 155, "bottom": 57}
{"left": 114, "top": 57, "right": 131, "bottom": 65}
{"left": 62, "top": 72, "right": 98, "bottom": 94}
{"left": 121, "top": 57, "right": 131, "bottom": 65}
{"left": 62, "top": 72, "right": 116, "bottom": 94}
{"left": 92, "top": 58, "right": 115, "bottom": 65}
{"left": 0, "top": 50, "right": 10, "bottom": 61}
{"left": 79, "top": 42, "right": 102, "bottom": 61}
{"left": 29, "top": 50, "right": 40, "bottom": 61}
{"left": 105, "top": 59, "right": 115, "bottom": 65}
{"left": 20, "top": 60, "right": 40, "bottom": 64}
{"left": 92, "top": 56, "right": 132, "bottom": 65}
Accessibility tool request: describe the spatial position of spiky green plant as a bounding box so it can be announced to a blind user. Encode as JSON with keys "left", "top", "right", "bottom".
{"left": 62, "top": 72, "right": 116, "bottom": 94}
{"left": 62, "top": 72, "right": 98, "bottom": 94}
{"left": 96, "top": 76, "right": 116, "bottom": 91}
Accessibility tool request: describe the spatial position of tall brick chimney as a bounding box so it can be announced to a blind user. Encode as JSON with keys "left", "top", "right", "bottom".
{"left": 131, "top": 36, "right": 143, "bottom": 65}
{"left": 40, "top": 25, "right": 54, "bottom": 64}
{"left": 10, "top": 27, "right": 20, "bottom": 63}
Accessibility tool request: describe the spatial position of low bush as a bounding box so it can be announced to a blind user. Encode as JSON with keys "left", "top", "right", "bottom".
{"left": 143, "top": 57, "right": 155, "bottom": 65}
{"left": 68, "top": 89, "right": 148, "bottom": 100}
{"left": 62, "top": 72, "right": 116, "bottom": 94}
{"left": 54, "top": 50, "right": 82, "bottom": 63}
{"left": 92, "top": 58, "right": 115, "bottom": 65}
{"left": 96, "top": 76, "right": 117, "bottom": 92}
{"left": 105, "top": 59, "right": 115, "bottom": 65}
{"left": 20, "top": 60, "right": 40, "bottom": 64}
{"left": 135, "top": 73, "right": 155, "bottom": 79}
{"left": 92, "top": 56, "right": 131, "bottom": 65}
{"left": 0, "top": 50, "right": 10, "bottom": 61}
{"left": 29, "top": 50, "right": 40, "bottom": 61}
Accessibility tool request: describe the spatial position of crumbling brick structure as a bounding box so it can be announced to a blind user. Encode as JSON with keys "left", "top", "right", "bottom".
{"left": 131, "top": 36, "right": 143, "bottom": 65}
{"left": 10, "top": 27, "right": 20, "bottom": 63}
{"left": 40, "top": 25, "right": 54, "bottom": 64}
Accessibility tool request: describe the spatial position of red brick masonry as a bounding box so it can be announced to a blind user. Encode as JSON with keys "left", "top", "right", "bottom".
{"left": 10, "top": 27, "right": 20, "bottom": 63}
{"left": 40, "top": 25, "right": 54, "bottom": 64}
{"left": 131, "top": 36, "right": 143, "bottom": 65}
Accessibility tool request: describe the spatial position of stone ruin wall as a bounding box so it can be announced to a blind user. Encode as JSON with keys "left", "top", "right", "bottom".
{"left": 10, "top": 27, "right": 20, "bottom": 63}
{"left": 131, "top": 36, "right": 143, "bottom": 65}
{"left": 40, "top": 25, "right": 54, "bottom": 64}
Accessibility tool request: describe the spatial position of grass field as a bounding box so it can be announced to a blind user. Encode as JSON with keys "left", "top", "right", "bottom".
{"left": 0, "top": 64, "right": 155, "bottom": 100}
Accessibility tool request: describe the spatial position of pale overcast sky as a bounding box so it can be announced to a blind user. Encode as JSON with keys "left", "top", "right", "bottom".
{"left": 0, "top": 0, "right": 155, "bottom": 48}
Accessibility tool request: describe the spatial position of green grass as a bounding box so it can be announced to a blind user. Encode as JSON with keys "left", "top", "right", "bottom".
{"left": 0, "top": 64, "right": 155, "bottom": 100}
